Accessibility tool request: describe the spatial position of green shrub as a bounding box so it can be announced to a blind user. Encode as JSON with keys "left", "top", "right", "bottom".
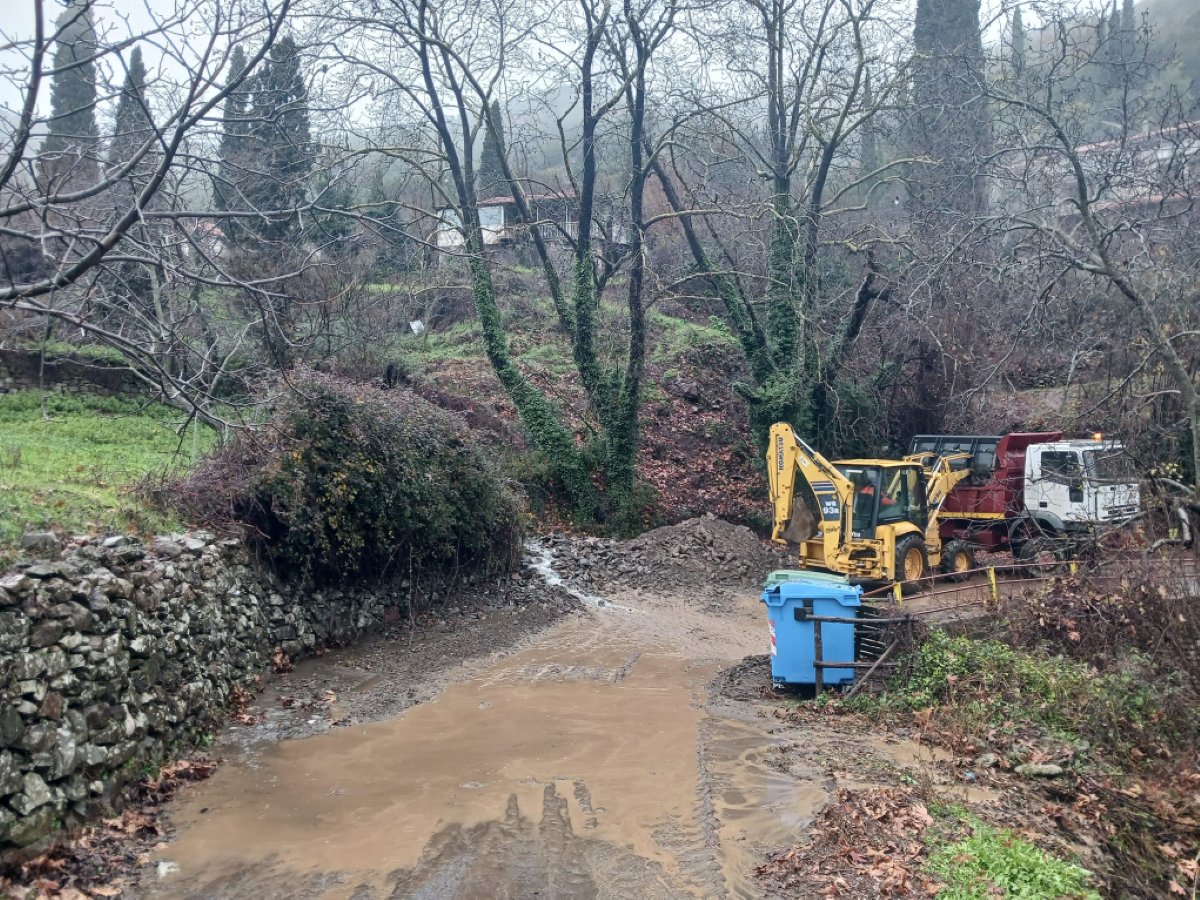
{"left": 861, "top": 630, "right": 1169, "bottom": 758}
{"left": 176, "top": 377, "right": 522, "bottom": 586}
{"left": 927, "top": 815, "right": 1101, "bottom": 900}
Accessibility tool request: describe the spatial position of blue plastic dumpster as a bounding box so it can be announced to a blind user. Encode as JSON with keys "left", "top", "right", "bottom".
{"left": 761, "top": 575, "right": 862, "bottom": 686}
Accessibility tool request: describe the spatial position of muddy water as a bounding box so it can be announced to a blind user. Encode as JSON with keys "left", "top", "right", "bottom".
{"left": 146, "top": 611, "right": 812, "bottom": 900}
{"left": 703, "top": 718, "right": 828, "bottom": 898}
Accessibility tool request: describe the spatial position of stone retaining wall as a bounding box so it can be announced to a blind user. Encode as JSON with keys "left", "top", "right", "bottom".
{"left": 0, "top": 349, "right": 141, "bottom": 397}
{"left": 0, "top": 532, "right": 403, "bottom": 858}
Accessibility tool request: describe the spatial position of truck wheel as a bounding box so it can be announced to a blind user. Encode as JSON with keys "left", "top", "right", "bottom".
{"left": 940, "top": 540, "right": 975, "bottom": 582}
{"left": 1017, "top": 537, "right": 1065, "bottom": 579}
{"left": 895, "top": 535, "right": 928, "bottom": 583}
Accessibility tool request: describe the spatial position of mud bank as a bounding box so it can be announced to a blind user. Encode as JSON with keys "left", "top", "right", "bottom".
{"left": 121, "top": 535, "right": 966, "bottom": 900}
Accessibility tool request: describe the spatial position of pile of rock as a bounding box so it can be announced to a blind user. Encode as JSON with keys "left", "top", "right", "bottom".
{"left": 542, "top": 515, "right": 789, "bottom": 593}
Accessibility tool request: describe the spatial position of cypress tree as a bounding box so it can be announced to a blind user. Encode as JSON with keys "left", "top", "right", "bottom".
{"left": 1115, "top": 0, "right": 1131, "bottom": 69}
{"left": 1110, "top": 0, "right": 1121, "bottom": 67}
{"left": 910, "top": 0, "right": 990, "bottom": 215}
{"left": 108, "top": 47, "right": 152, "bottom": 176}
{"left": 244, "top": 36, "right": 314, "bottom": 241}
{"left": 214, "top": 45, "right": 250, "bottom": 214}
{"left": 1011, "top": 6, "right": 1026, "bottom": 74}
{"left": 477, "top": 100, "right": 507, "bottom": 200}
{"left": 41, "top": 0, "right": 99, "bottom": 183}
{"left": 1119, "top": 0, "right": 1138, "bottom": 83}
{"left": 859, "top": 70, "right": 880, "bottom": 198}
{"left": 104, "top": 48, "right": 159, "bottom": 325}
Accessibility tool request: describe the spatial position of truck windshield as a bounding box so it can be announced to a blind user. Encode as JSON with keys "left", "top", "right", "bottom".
{"left": 1083, "top": 450, "right": 1136, "bottom": 482}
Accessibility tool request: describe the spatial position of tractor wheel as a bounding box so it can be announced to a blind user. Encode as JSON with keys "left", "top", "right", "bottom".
{"left": 1017, "top": 537, "right": 1066, "bottom": 579}
{"left": 940, "top": 540, "right": 975, "bottom": 582}
{"left": 895, "top": 534, "right": 929, "bottom": 583}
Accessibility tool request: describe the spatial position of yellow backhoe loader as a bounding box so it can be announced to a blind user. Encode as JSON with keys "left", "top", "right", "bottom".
{"left": 768, "top": 423, "right": 972, "bottom": 584}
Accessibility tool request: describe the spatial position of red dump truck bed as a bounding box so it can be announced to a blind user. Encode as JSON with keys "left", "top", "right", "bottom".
{"left": 909, "top": 432, "right": 1064, "bottom": 549}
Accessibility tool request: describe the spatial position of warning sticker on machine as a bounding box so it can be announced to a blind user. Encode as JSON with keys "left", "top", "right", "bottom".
{"left": 769, "top": 620, "right": 777, "bottom": 656}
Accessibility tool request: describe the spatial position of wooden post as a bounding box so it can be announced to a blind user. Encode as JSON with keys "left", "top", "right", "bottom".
{"left": 987, "top": 566, "right": 999, "bottom": 605}
{"left": 844, "top": 641, "right": 897, "bottom": 701}
{"left": 813, "top": 619, "right": 824, "bottom": 695}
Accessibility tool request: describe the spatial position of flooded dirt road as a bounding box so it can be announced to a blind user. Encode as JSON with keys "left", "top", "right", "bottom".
{"left": 134, "top": 568, "right": 966, "bottom": 900}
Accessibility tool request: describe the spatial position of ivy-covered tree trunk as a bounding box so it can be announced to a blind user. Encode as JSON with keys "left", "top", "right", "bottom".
{"left": 465, "top": 235, "right": 599, "bottom": 519}
{"left": 647, "top": 152, "right": 808, "bottom": 450}
{"left": 411, "top": 22, "right": 600, "bottom": 521}
{"left": 604, "top": 40, "right": 651, "bottom": 528}
{"left": 568, "top": 32, "right": 615, "bottom": 431}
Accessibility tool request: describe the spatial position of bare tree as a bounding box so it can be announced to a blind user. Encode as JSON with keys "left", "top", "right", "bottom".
{"left": 311, "top": 0, "right": 675, "bottom": 525}
{"left": 984, "top": 4, "right": 1200, "bottom": 484}
{"left": 645, "top": 0, "right": 911, "bottom": 447}
{"left": 0, "top": 0, "right": 386, "bottom": 434}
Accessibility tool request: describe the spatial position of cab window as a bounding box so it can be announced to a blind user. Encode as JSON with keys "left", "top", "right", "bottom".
{"left": 879, "top": 467, "right": 926, "bottom": 526}
{"left": 1083, "top": 450, "right": 1136, "bottom": 482}
{"left": 1041, "top": 451, "right": 1082, "bottom": 483}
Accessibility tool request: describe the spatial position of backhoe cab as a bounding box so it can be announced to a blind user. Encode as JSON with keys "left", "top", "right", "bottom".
{"left": 768, "top": 423, "right": 972, "bottom": 584}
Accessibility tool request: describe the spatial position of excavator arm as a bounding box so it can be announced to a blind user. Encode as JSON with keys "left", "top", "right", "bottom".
{"left": 768, "top": 423, "right": 856, "bottom": 547}
{"left": 906, "top": 451, "right": 972, "bottom": 542}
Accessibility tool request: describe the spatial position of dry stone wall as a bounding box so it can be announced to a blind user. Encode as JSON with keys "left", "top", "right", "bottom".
{"left": 0, "top": 532, "right": 404, "bottom": 858}
{"left": 0, "top": 349, "right": 141, "bottom": 397}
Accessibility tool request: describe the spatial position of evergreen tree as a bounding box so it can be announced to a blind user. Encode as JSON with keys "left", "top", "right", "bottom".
{"left": 105, "top": 48, "right": 160, "bottom": 328}
{"left": 1011, "top": 6, "right": 1026, "bottom": 74}
{"left": 910, "top": 0, "right": 990, "bottom": 215}
{"left": 108, "top": 47, "right": 152, "bottom": 176}
{"left": 477, "top": 100, "right": 507, "bottom": 199}
{"left": 244, "top": 36, "right": 314, "bottom": 241}
{"left": 41, "top": 0, "right": 99, "bottom": 183}
{"left": 1118, "top": 0, "right": 1135, "bottom": 69}
{"left": 859, "top": 70, "right": 880, "bottom": 199}
{"left": 1110, "top": 0, "right": 1121, "bottom": 68}
{"left": 214, "top": 45, "right": 251, "bottom": 214}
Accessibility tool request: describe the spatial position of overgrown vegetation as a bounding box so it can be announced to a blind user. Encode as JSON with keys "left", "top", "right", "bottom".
{"left": 166, "top": 376, "right": 522, "bottom": 587}
{"left": 842, "top": 571, "right": 1200, "bottom": 898}
{"left": 0, "top": 392, "right": 211, "bottom": 550}
{"left": 925, "top": 810, "right": 1101, "bottom": 900}
{"left": 868, "top": 629, "right": 1177, "bottom": 762}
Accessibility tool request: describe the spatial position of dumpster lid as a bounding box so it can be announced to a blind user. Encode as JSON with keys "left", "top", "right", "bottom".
{"left": 763, "top": 569, "right": 849, "bottom": 589}
{"left": 762, "top": 573, "right": 862, "bottom": 607}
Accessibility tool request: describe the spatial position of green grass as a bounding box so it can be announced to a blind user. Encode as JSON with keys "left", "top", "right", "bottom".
{"left": 926, "top": 811, "right": 1101, "bottom": 900}
{"left": 0, "top": 392, "right": 215, "bottom": 549}
{"left": 413, "top": 321, "right": 485, "bottom": 362}
{"left": 10, "top": 339, "right": 128, "bottom": 364}
{"left": 648, "top": 311, "right": 738, "bottom": 363}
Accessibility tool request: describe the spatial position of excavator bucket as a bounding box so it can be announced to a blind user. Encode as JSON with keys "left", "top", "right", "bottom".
{"left": 781, "top": 496, "right": 818, "bottom": 545}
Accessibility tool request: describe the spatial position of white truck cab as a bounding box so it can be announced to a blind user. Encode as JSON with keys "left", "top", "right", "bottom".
{"left": 1023, "top": 439, "right": 1140, "bottom": 531}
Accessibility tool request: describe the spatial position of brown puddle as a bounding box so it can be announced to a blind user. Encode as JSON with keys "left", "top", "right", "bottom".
{"left": 704, "top": 718, "right": 827, "bottom": 898}
{"left": 868, "top": 736, "right": 1001, "bottom": 805}
{"left": 149, "top": 617, "right": 820, "bottom": 899}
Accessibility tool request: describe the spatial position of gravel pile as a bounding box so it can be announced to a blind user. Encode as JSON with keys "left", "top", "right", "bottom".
{"left": 541, "top": 514, "right": 789, "bottom": 592}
